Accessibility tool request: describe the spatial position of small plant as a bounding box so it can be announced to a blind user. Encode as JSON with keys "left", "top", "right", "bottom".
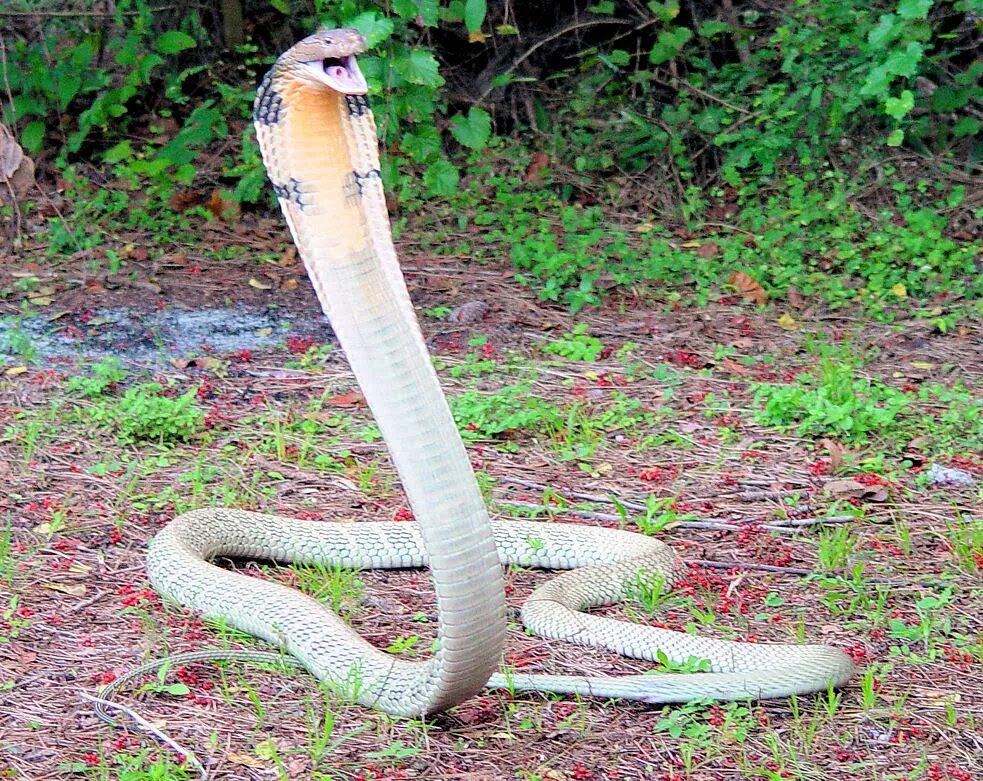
{"left": 451, "top": 384, "right": 563, "bottom": 443}
{"left": 84, "top": 383, "right": 205, "bottom": 443}
{"left": 753, "top": 359, "right": 910, "bottom": 444}
{"left": 66, "top": 357, "right": 128, "bottom": 397}
{"left": 543, "top": 324, "right": 604, "bottom": 362}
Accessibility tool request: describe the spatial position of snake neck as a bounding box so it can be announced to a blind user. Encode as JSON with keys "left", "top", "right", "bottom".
{"left": 253, "top": 70, "right": 506, "bottom": 713}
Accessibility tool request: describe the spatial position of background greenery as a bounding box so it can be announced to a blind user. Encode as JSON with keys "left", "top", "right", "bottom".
{"left": 2, "top": 0, "right": 980, "bottom": 314}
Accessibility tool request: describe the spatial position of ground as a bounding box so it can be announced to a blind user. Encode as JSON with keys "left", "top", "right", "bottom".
{"left": 0, "top": 216, "right": 980, "bottom": 781}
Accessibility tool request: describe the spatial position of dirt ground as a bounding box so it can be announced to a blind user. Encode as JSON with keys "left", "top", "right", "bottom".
{"left": 0, "top": 227, "right": 981, "bottom": 781}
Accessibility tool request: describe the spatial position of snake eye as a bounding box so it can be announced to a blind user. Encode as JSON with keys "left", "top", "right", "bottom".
{"left": 323, "top": 57, "right": 346, "bottom": 72}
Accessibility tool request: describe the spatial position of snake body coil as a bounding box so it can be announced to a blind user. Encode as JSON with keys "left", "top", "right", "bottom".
{"left": 141, "top": 29, "right": 855, "bottom": 717}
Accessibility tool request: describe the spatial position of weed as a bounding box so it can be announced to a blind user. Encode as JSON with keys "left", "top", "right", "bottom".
{"left": 542, "top": 324, "right": 604, "bottom": 362}
{"left": 66, "top": 357, "right": 128, "bottom": 397}
{"left": 0, "top": 523, "right": 12, "bottom": 586}
{"left": 753, "top": 360, "right": 909, "bottom": 444}
{"left": 452, "top": 384, "right": 562, "bottom": 444}
{"left": 85, "top": 384, "right": 205, "bottom": 443}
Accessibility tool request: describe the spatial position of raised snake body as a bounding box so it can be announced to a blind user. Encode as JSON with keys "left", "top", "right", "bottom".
{"left": 132, "top": 29, "right": 855, "bottom": 717}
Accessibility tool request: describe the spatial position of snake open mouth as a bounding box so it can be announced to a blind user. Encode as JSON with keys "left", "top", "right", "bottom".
{"left": 321, "top": 54, "right": 367, "bottom": 95}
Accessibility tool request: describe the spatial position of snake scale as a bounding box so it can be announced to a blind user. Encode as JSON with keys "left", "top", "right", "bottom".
{"left": 102, "top": 28, "right": 854, "bottom": 719}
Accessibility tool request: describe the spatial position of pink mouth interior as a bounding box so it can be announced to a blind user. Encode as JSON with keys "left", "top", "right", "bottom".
{"left": 322, "top": 55, "right": 367, "bottom": 94}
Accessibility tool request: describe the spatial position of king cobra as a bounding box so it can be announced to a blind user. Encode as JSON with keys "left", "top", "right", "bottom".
{"left": 101, "top": 28, "right": 854, "bottom": 720}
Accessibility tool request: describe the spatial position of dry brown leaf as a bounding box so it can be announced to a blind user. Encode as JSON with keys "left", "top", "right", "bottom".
{"left": 248, "top": 277, "right": 273, "bottom": 290}
{"left": 720, "top": 358, "right": 753, "bottom": 376}
{"left": 787, "top": 287, "right": 805, "bottom": 309}
{"left": 206, "top": 190, "right": 240, "bottom": 221}
{"left": 226, "top": 752, "right": 266, "bottom": 769}
{"left": 282, "top": 277, "right": 299, "bottom": 291}
{"left": 42, "top": 582, "right": 86, "bottom": 597}
{"left": 728, "top": 271, "right": 767, "bottom": 305}
{"left": 696, "top": 242, "right": 719, "bottom": 259}
{"left": 825, "top": 479, "right": 888, "bottom": 502}
{"left": 0, "top": 122, "right": 24, "bottom": 177}
{"left": 819, "top": 439, "right": 847, "bottom": 472}
{"left": 325, "top": 391, "right": 366, "bottom": 408}
{"left": 523, "top": 151, "right": 550, "bottom": 183}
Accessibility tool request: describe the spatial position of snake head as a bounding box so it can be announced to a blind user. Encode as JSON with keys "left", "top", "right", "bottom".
{"left": 281, "top": 27, "right": 368, "bottom": 95}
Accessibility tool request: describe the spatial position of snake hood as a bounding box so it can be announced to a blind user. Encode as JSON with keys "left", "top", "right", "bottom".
{"left": 276, "top": 28, "right": 368, "bottom": 95}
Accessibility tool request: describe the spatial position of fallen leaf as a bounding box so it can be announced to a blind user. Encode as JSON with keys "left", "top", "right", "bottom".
{"left": 523, "top": 151, "right": 550, "bottom": 183}
{"left": 696, "top": 242, "right": 719, "bottom": 259}
{"left": 890, "top": 283, "right": 907, "bottom": 298}
{"left": 720, "top": 359, "right": 753, "bottom": 376}
{"left": 248, "top": 277, "right": 273, "bottom": 290}
{"left": 5, "top": 366, "right": 28, "bottom": 376}
{"left": 42, "top": 582, "right": 86, "bottom": 597}
{"left": 776, "top": 313, "right": 798, "bottom": 330}
{"left": 226, "top": 752, "right": 266, "bottom": 769}
{"left": 910, "top": 361, "right": 935, "bottom": 370}
{"left": 819, "top": 439, "right": 847, "bottom": 472}
{"left": 787, "top": 287, "right": 805, "bottom": 309}
{"left": 0, "top": 122, "right": 24, "bottom": 176}
{"left": 206, "top": 190, "right": 240, "bottom": 221}
{"left": 0, "top": 122, "right": 35, "bottom": 200}
{"left": 326, "top": 391, "right": 366, "bottom": 408}
{"left": 680, "top": 240, "right": 702, "bottom": 249}
{"left": 825, "top": 479, "right": 888, "bottom": 502}
{"left": 277, "top": 246, "right": 298, "bottom": 266}
{"left": 255, "top": 327, "right": 273, "bottom": 337}
{"left": 728, "top": 271, "right": 767, "bottom": 305}
{"left": 282, "top": 277, "right": 299, "bottom": 291}
{"left": 172, "top": 356, "right": 223, "bottom": 371}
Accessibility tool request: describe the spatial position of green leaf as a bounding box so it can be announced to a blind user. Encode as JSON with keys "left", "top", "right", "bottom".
{"left": 884, "top": 42, "right": 924, "bottom": 78}
{"left": 395, "top": 0, "right": 438, "bottom": 26}
{"left": 884, "top": 90, "right": 914, "bottom": 120}
{"left": 930, "top": 86, "right": 968, "bottom": 112}
{"left": 400, "top": 127, "right": 442, "bottom": 162}
{"left": 867, "top": 13, "right": 898, "bottom": 49}
{"left": 392, "top": 0, "right": 416, "bottom": 19}
{"left": 898, "top": 0, "right": 932, "bottom": 20}
{"left": 449, "top": 107, "right": 491, "bottom": 150}
{"left": 394, "top": 49, "right": 444, "bottom": 87}
{"left": 155, "top": 31, "right": 197, "bottom": 55}
{"left": 648, "top": 27, "right": 692, "bottom": 65}
{"left": 103, "top": 140, "right": 133, "bottom": 164}
{"left": 886, "top": 128, "right": 904, "bottom": 147}
{"left": 20, "top": 121, "right": 44, "bottom": 155}
{"left": 953, "top": 117, "right": 981, "bottom": 138}
{"left": 698, "top": 20, "right": 731, "bottom": 39}
{"left": 349, "top": 11, "right": 394, "bottom": 47}
{"left": 269, "top": 0, "right": 289, "bottom": 12}
{"left": 423, "top": 158, "right": 460, "bottom": 195}
{"left": 860, "top": 65, "right": 891, "bottom": 98}
{"left": 57, "top": 74, "right": 82, "bottom": 112}
{"left": 464, "top": 0, "right": 486, "bottom": 32}
{"left": 161, "top": 682, "right": 190, "bottom": 696}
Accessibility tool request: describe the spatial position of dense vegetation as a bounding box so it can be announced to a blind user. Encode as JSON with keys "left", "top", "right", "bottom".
{"left": 2, "top": 1, "right": 980, "bottom": 312}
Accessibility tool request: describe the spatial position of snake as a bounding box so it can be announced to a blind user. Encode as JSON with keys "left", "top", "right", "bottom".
{"left": 100, "top": 28, "right": 855, "bottom": 720}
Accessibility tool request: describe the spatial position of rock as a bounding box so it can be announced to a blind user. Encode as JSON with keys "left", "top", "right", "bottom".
{"left": 926, "top": 463, "right": 976, "bottom": 487}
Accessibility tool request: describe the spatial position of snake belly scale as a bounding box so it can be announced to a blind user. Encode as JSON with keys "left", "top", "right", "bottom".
{"left": 116, "top": 28, "right": 855, "bottom": 719}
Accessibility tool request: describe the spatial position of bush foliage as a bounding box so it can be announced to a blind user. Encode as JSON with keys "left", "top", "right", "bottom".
{"left": 2, "top": 0, "right": 979, "bottom": 311}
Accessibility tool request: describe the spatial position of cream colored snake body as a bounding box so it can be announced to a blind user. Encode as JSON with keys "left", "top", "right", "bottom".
{"left": 131, "top": 29, "right": 854, "bottom": 717}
